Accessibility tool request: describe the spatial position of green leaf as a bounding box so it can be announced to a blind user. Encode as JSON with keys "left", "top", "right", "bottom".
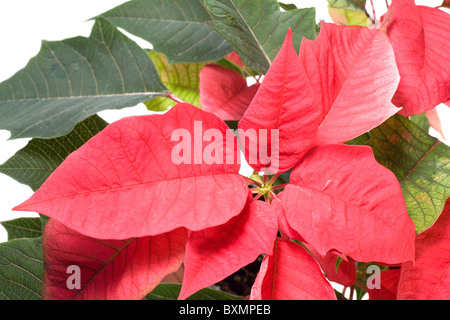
{"left": 327, "top": 0, "right": 367, "bottom": 12}
{"left": 145, "top": 52, "right": 207, "bottom": 111}
{"left": 1, "top": 218, "right": 42, "bottom": 241}
{"left": 99, "top": 0, "right": 232, "bottom": 64}
{"left": 204, "top": 0, "right": 317, "bottom": 74}
{"left": 410, "top": 113, "right": 431, "bottom": 134}
{"left": 0, "top": 18, "right": 167, "bottom": 139}
{"left": 0, "top": 238, "right": 43, "bottom": 300}
{"left": 146, "top": 283, "right": 243, "bottom": 300}
{"left": 39, "top": 215, "right": 50, "bottom": 234}
{"left": 335, "top": 256, "right": 344, "bottom": 273}
{"left": 279, "top": 2, "right": 298, "bottom": 10}
{"left": 368, "top": 115, "right": 450, "bottom": 234}
{"left": 328, "top": 6, "right": 371, "bottom": 26}
{"left": 0, "top": 115, "right": 108, "bottom": 192}
{"left": 345, "top": 132, "right": 370, "bottom": 146}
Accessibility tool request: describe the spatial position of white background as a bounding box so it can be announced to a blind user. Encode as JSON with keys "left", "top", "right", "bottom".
{"left": 0, "top": 0, "right": 448, "bottom": 249}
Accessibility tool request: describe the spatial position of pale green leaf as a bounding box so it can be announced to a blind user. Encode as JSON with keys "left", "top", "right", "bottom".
{"left": 145, "top": 52, "right": 207, "bottom": 111}
{"left": 368, "top": 115, "right": 450, "bottom": 233}
{"left": 328, "top": 6, "right": 371, "bottom": 26}
{"left": 327, "top": 0, "right": 367, "bottom": 12}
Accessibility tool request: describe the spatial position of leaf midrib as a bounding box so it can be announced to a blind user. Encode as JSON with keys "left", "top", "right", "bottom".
{"left": 17, "top": 173, "right": 243, "bottom": 209}
{"left": 0, "top": 91, "right": 167, "bottom": 103}
{"left": 228, "top": 0, "right": 272, "bottom": 66}
{"left": 399, "top": 140, "right": 441, "bottom": 185}
{"left": 72, "top": 237, "right": 135, "bottom": 300}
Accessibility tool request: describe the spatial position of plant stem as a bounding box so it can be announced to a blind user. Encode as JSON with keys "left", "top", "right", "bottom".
{"left": 355, "top": 279, "right": 368, "bottom": 292}
{"left": 254, "top": 192, "right": 264, "bottom": 201}
{"left": 244, "top": 176, "right": 262, "bottom": 187}
{"left": 268, "top": 190, "right": 278, "bottom": 204}
{"left": 271, "top": 183, "right": 288, "bottom": 190}
{"left": 166, "top": 92, "right": 186, "bottom": 104}
{"left": 279, "top": 229, "right": 288, "bottom": 240}
{"left": 267, "top": 174, "right": 280, "bottom": 186}
{"left": 369, "top": 0, "right": 377, "bottom": 22}
{"left": 349, "top": 285, "right": 355, "bottom": 300}
{"left": 250, "top": 188, "right": 260, "bottom": 194}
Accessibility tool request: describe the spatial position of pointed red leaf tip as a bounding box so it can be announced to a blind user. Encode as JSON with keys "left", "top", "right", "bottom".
{"left": 282, "top": 144, "right": 416, "bottom": 264}
{"left": 238, "top": 28, "right": 320, "bottom": 174}
{"left": 426, "top": 107, "right": 446, "bottom": 139}
{"left": 271, "top": 193, "right": 306, "bottom": 243}
{"left": 305, "top": 244, "right": 356, "bottom": 288}
{"left": 250, "top": 238, "right": 336, "bottom": 300}
{"left": 397, "top": 199, "right": 450, "bottom": 300}
{"left": 42, "top": 219, "right": 188, "bottom": 300}
{"left": 200, "top": 64, "right": 260, "bottom": 121}
{"left": 382, "top": 0, "right": 450, "bottom": 116}
{"left": 178, "top": 195, "right": 278, "bottom": 300}
{"left": 13, "top": 103, "right": 248, "bottom": 240}
{"left": 226, "top": 52, "right": 244, "bottom": 68}
{"left": 299, "top": 22, "right": 401, "bottom": 145}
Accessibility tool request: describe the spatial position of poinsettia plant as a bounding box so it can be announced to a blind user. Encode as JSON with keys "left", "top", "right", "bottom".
{"left": 0, "top": 0, "right": 449, "bottom": 301}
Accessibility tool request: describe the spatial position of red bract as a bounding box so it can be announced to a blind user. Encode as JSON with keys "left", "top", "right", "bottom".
{"left": 367, "top": 269, "right": 401, "bottom": 300}
{"left": 281, "top": 144, "right": 416, "bottom": 264}
{"left": 426, "top": 107, "right": 446, "bottom": 139}
{"left": 200, "top": 64, "right": 260, "bottom": 120}
{"left": 382, "top": 0, "right": 450, "bottom": 116}
{"left": 13, "top": 5, "right": 437, "bottom": 300}
{"left": 42, "top": 219, "right": 188, "bottom": 300}
{"left": 179, "top": 195, "right": 278, "bottom": 300}
{"left": 299, "top": 22, "right": 400, "bottom": 145}
{"left": 397, "top": 199, "right": 450, "bottom": 299}
{"left": 226, "top": 52, "right": 244, "bottom": 68}
{"left": 14, "top": 104, "right": 248, "bottom": 239}
{"left": 238, "top": 29, "right": 320, "bottom": 173}
{"left": 305, "top": 244, "right": 356, "bottom": 288}
{"left": 249, "top": 238, "right": 336, "bottom": 300}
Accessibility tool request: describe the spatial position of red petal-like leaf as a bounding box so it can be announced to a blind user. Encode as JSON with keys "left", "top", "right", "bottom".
{"left": 367, "top": 269, "right": 401, "bottom": 300}
{"left": 305, "top": 244, "right": 356, "bottom": 288}
{"left": 200, "top": 64, "right": 260, "bottom": 120}
{"left": 238, "top": 29, "right": 320, "bottom": 173}
{"left": 250, "top": 238, "right": 336, "bottom": 300}
{"left": 272, "top": 194, "right": 305, "bottom": 243}
{"left": 179, "top": 195, "right": 278, "bottom": 300}
{"left": 42, "top": 219, "right": 188, "bottom": 300}
{"left": 426, "top": 107, "right": 446, "bottom": 139}
{"left": 299, "top": 22, "right": 400, "bottom": 145}
{"left": 226, "top": 52, "right": 244, "bottom": 68}
{"left": 282, "top": 144, "right": 416, "bottom": 264}
{"left": 397, "top": 199, "right": 450, "bottom": 299}
{"left": 382, "top": 0, "right": 450, "bottom": 116}
{"left": 14, "top": 103, "right": 248, "bottom": 239}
